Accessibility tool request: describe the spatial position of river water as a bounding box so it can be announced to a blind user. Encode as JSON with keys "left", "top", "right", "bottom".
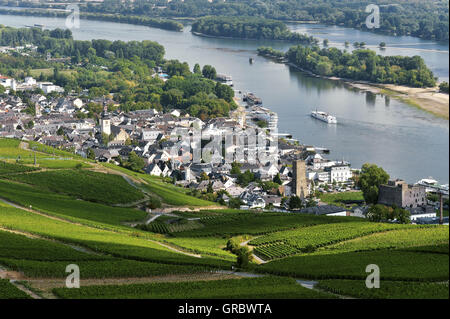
{"left": 0, "top": 14, "right": 448, "bottom": 183}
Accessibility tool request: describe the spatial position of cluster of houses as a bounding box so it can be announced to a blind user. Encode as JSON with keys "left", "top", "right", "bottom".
{"left": 1, "top": 71, "right": 445, "bottom": 222}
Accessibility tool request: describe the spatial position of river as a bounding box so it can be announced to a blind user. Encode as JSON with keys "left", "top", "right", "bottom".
{"left": 0, "top": 13, "right": 448, "bottom": 184}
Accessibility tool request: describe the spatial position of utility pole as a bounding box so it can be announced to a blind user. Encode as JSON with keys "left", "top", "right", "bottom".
{"left": 439, "top": 192, "right": 444, "bottom": 225}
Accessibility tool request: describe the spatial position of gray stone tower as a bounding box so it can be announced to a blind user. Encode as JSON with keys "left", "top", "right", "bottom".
{"left": 292, "top": 160, "right": 309, "bottom": 200}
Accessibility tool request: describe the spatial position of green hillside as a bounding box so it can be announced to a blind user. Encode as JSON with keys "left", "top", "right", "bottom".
{"left": 0, "top": 137, "right": 448, "bottom": 299}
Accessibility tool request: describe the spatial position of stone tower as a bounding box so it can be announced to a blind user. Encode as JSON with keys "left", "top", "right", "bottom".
{"left": 35, "top": 103, "right": 41, "bottom": 118}
{"left": 100, "top": 115, "right": 111, "bottom": 136}
{"left": 292, "top": 160, "right": 309, "bottom": 199}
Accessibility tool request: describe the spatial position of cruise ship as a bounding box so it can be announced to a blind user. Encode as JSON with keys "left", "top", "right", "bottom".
{"left": 311, "top": 110, "right": 337, "bottom": 124}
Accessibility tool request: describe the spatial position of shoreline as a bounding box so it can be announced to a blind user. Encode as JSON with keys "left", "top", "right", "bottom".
{"left": 281, "top": 61, "right": 449, "bottom": 120}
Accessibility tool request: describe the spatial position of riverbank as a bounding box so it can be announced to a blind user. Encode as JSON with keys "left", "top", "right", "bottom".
{"left": 353, "top": 83, "right": 449, "bottom": 120}
{"left": 0, "top": 8, "right": 183, "bottom": 32}
{"left": 281, "top": 61, "right": 449, "bottom": 120}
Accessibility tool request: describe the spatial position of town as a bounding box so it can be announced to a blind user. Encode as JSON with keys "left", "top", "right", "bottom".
{"left": 1, "top": 63, "right": 447, "bottom": 224}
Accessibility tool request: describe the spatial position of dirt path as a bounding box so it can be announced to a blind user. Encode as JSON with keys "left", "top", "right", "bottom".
{"left": 10, "top": 280, "right": 43, "bottom": 299}
{"left": 27, "top": 272, "right": 240, "bottom": 291}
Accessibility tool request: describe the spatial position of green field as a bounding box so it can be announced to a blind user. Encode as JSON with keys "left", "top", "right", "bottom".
{"left": 52, "top": 276, "right": 335, "bottom": 299}
{"left": 0, "top": 230, "right": 207, "bottom": 278}
{"left": 0, "top": 139, "right": 448, "bottom": 299}
{"left": 250, "top": 222, "right": 418, "bottom": 260}
{"left": 256, "top": 250, "right": 448, "bottom": 281}
{"left": 0, "top": 160, "right": 40, "bottom": 175}
{"left": 5, "top": 170, "right": 145, "bottom": 205}
{"left": 317, "top": 280, "right": 449, "bottom": 299}
{"left": 319, "top": 191, "right": 364, "bottom": 206}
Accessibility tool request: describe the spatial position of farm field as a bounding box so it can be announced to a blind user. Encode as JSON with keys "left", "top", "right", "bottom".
{"left": 317, "top": 280, "right": 449, "bottom": 299}
{"left": 52, "top": 276, "right": 335, "bottom": 299}
{"left": 5, "top": 170, "right": 145, "bottom": 205}
{"left": 255, "top": 250, "right": 449, "bottom": 281}
{"left": 0, "top": 200, "right": 230, "bottom": 269}
{"left": 250, "top": 222, "right": 420, "bottom": 260}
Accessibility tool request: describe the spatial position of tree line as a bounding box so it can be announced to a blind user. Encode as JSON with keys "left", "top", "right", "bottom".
{"left": 258, "top": 45, "right": 436, "bottom": 88}
{"left": 0, "top": 26, "right": 236, "bottom": 120}
{"left": 9, "top": 0, "right": 445, "bottom": 41}
{"left": 191, "top": 16, "right": 317, "bottom": 43}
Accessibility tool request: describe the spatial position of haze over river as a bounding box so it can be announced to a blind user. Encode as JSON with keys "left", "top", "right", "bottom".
{"left": 1, "top": 13, "right": 448, "bottom": 183}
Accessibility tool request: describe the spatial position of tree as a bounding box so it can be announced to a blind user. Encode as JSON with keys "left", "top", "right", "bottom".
{"left": 193, "top": 63, "right": 201, "bottom": 74}
{"left": 228, "top": 197, "right": 244, "bottom": 209}
{"left": 126, "top": 151, "right": 145, "bottom": 172}
{"left": 237, "top": 170, "right": 256, "bottom": 186}
{"left": 202, "top": 65, "right": 217, "bottom": 79}
{"left": 379, "top": 42, "right": 386, "bottom": 48}
{"left": 236, "top": 246, "right": 252, "bottom": 268}
{"left": 56, "top": 127, "right": 64, "bottom": 136}
{"left": 323, "top": 39, "right": 329, "bottom": 46}
{"left": 87, "top": 148, "right": 96, "bottom": 160}
{"left": 288, "top": 196, "right": 303, "bottom": 210}
{"left": 439, "top": 81, "right": 449, "bottom": 94}
{"left": 0, "top": 85, "right": 5, "bottom": 94}
{"left": 230, "top": 162, "right": 242, "bottom": 175}
{"left": 357, "top": 163, "right": 390, "bottom": 204}
{"left": 273, "top": 173, "right": 282, "bottom": 185}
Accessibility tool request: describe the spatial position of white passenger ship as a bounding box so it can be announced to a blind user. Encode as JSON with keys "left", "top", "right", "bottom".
{"left": 311, "top": 110, "right": 337, "bottom": 124}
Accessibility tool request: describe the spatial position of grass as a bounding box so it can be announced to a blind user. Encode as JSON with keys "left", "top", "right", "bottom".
{"left": 101, "top": 163, "right": 215, "bottom": 207}
{"left": 0, "top": 160, "right": 40, "bottom": 175}
{"left": 0, "top": 179, "right": 147, "bottom": 226}
{"left": 52, "top": 276, "right": 336, "bottom": 299}
{"left": 317, "top": 279, "right": 449, "bottom": 299}
{"left": 319, "top": 191, "right": 364, "bottom": 206}
{"left": 0, "top": 279, "right": 30, "bottom": 299}
{"left": 5, "top": 169, "right": 145, "bottom": 205}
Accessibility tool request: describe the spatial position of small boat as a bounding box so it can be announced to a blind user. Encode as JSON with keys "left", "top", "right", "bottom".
{"left": 243, "top": 93, "right": 262, "bottom": 105}
{"left": 216, "top": 74, "right": 233, "bottom": 86}
{"left": 311, "top": 110, "right": 337, "bottom": 124}
{"left": 249, "top": 57, "right": 254, "bottom": 64}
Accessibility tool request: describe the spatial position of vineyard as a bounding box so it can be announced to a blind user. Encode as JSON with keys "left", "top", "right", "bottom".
{"left": 256, "top": 250, "right": 449, "bottom": 281}
{"left": 5, "top": 170, "right": 145, "bottom": 205}
{"left": 172, "top": 213, "right": 357, "bottom": 237}
{"left": 249, "top": 222, "right": 416, "bottom": 260}
{"left": 52, "top": 276, "right": 335, "bottom": 299}
{"left": 317, "top": 280, "right": 449, "bottom": 299}
{"left": 0, "top": 160, "right": 40, "bottom": 175}
{"left": 0, "top": 279, "right": 30, "bottom": 299}
{"left": 0, "top": 139, "right": 448, "bottom": 299}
